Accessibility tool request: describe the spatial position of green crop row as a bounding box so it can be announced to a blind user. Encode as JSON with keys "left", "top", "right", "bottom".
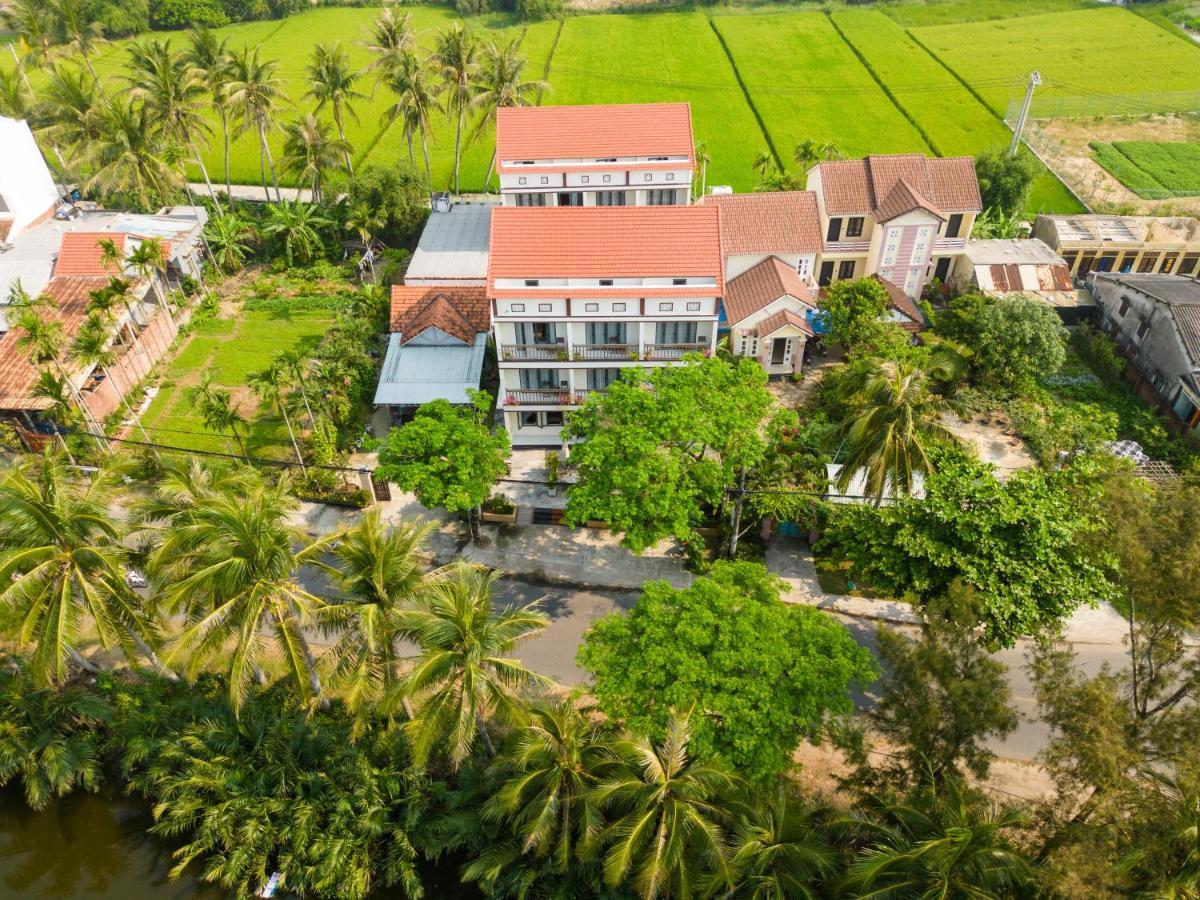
{"left": 1111, "top": 141, "right": 1200, "bottom": 194}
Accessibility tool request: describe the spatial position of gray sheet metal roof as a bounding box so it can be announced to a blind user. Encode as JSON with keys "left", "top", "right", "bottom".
{"left": 373, "top": 331, "right": 486, "bottom": 407}
{"left": 405, "top": 203, "right": 493, "bottom": 283}
{"left": 963, "top": 238, "right": 1064, "bottom": 266}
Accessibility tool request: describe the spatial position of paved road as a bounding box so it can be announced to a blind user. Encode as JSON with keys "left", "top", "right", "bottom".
{"left": 187, "top": 182, "right": 314, "bottom": 203}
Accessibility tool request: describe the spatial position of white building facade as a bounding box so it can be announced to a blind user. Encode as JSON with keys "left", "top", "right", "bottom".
{"left": 0, "top": 117, "right": 60, "bottom": 243}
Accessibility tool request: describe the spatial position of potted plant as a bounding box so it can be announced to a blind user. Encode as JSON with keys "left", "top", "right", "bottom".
{"left": 556, "top": 348, "right": 569, "bottom": 361}
{"left": 545, "top": 450, "right": 560, "bottom": 496}
{"left": 481, "top": 493, "right": 518, "bottom": 525}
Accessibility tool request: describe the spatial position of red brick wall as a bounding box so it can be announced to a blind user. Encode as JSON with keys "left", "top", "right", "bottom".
{"left": 82, "top": 309, "right": 178, "bottom": 422}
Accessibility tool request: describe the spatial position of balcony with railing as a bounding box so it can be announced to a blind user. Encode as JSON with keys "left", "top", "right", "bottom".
{"left": 500, "top": 343, "right": 567, "bottom": 362}
{"left": 823, "top": 239, "right": 870, "bottom": 255}
{"left": 503, "top": 388, "right": 606, "bottom": 407}
{"left": 643, "top": 342, "right": 710, "bottom": 360}
{"left": 933, "top": 237, "right": 967, "bottom": 253}
{"left": 573, "top": 343, "right": 638, "bottom": 361}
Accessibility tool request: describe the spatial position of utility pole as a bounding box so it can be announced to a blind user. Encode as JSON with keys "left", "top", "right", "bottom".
{"left": 1008, "top": 70, "right": 1042, "bottom": 157}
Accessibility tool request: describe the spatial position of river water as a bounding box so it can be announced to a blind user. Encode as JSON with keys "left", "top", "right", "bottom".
{"left": 0, "top": 785, "right": 476, "bottom": 899}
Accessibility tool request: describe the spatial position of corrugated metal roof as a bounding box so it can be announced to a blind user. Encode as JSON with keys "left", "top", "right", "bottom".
{"left": 406, "top": 204, "right": 492, "bottom": 283}
{"left": 373, "top": 332, "right": 486, "bottom": 407}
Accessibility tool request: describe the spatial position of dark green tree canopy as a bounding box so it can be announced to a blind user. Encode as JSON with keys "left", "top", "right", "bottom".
{"left": 974, "top": 148, "right": 1037, "bottom": 215}
{"left": 562, "top": 357, "right": 778, "bottom": 553}
{"left": 820, "top": 450, "right": 1114, "bottom": 646}
{"left": 948, "top": 294, "right": 1068, "bottom": 389}
{"left": 817, "top": 276, "right": 906, "bottom": 355}
{"left": 577, "top": 561, "right": 877, "bottom": 781}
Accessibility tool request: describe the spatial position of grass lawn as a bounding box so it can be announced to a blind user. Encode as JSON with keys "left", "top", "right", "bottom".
{"left": 912, "top": 7, "right": 1200, "bottom": 119}
{"left": 710, "top": 11, "right": 930, "bottom": 169}
{"left": 140, "top": 307, "right": 334, "bottom": 459}
{"left": 1090, "top": 141, "right": 1168, "bottom": 198}
{"left": 547, "top": 11, "right": 766, "bottom": 192}
{"left": 1101, "top": 141, "right": 1200, "bottom": 196}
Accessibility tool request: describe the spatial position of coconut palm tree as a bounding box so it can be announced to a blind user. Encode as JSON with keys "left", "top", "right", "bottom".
{"left": 433, "top": 23, "right": 479, "bottom": 196}
{"left": 274, "top": 348, "right": 317, "bottom": 429}
{"left": 150, "top": 471, "right": 340, "bottom": 714}
{"left": 69, "top": 312, "right": 159, "bottom": 455}
{"left": 279, "top": 114, "right": 348, "bottom": 205}
{"left": 831, "top": 357, "right": 958, "bottom": 507}
{"left": 205, "top": 214, "right": 255, "bottom": 274}
{"left": 343, "top": 200, "right": 385, "bottom": 280}
{"left": 0, "top": 453, "right": 172, "bottom": 685}
{"left": 591, "top": 709, "right": 742, "bottom": 899}
{"left": 396, "top": 561, "right": 548, "bottom": 770}
{"left": 263, "top": 200, "right": 332, "bottom": 267}
{"left": 305, "top": 43, "right": 365, "bottom": 181}
{"left": 364, "top": 7, "right": 415, "bottom": 75}
{"left": 380, "top": 48, "right": 440, "bottom": 199}
{"left": 184, "top": 27, "right": 234, "bottom": 198}
{"left": 126, "top": 237, "right": 169, "bottom": 312}
{"left": 50, "top": 0, "right": 105, "bottom": 87}
{"left": 99, "top": 276, "right": 145, "bottom": 338}
{"left": 753, "top": 150, "right": 777, "bottom": 180}
{"left": 187, "top": 372, "right": 247, "bottom": 456}
{"left": 485, "top": 699, "right": 621, "bottom": 870}
{"left": 124, "top": 39, "right": 221, "bottom": 214}
{"left": 3, "top": 0, "right": 56, "bottom": 74}
{"left": 225, "top": 47, "right": 287, "bottom": 202}
{"left": 247, "top": 360, "right": 305, "bottom": 472}
{"left": 725, "top": 786, "right": 840, "bottom": 899}
{"left": 320, "top": 511, "right": 433, "bottom": 729}
{"left": 134, "top": 456, "right": 259, "bottom": 528}
{"left": 0, "top": 662, "right": 111, "bottom": 811}
{"left": 39, "top": 63, "right": 101, "bottom": 172}
{"left": 86, "top": 95, "right": 182, "bottom": 211}
{"left": 30, "top": 370, "right": 78, "bottom": 463}
{"left": 470, "top": 35, "right": 548, "bottom": 192}
{"left": 0, "top": 64, "right": 33, "bottom": 119}
{"left": 840, "top": 778, "right": 1035, "bottom": 897}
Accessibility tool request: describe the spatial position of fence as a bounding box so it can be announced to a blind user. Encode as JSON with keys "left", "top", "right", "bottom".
{"left": 1005, "top": 89, "right": 1200, "bottom": 124}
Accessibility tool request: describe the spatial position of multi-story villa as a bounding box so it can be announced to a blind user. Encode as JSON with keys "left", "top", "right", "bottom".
{"left": 805, "top": 154, "right": 982, "bottom": 298}
{"left": 495, "top": 103, "right": 694, "bottom": 208}
{"left": 489, "top": 205, "right": 723, "bottom": 446}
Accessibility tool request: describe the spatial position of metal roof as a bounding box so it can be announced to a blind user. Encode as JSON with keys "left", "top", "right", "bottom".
{"left": 963, "top": 239, "right": 1064, "bottom": 266}
{"left": 405, "top": 203, "right": 493, "bottom": 284}
{"left": 373, "top": 331, "right": 486, "bottom": 407}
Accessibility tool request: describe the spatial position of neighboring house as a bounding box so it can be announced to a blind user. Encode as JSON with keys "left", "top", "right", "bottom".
{"left": 495, "top": 103, "right": 694, "bottom": 208}
{"left": 1089, "top": 273, "right": 1200, "bottom": 431}
{"left": 489, "top": 205, "right": 723, "bottom": 446}
{"left": 723, "top": 256, "right": 817, "bottom": 377}
{"left": 1033, "top": 214, "right": 1200, "bottom": 279}
{"left": 864, "top": 274, "right": 929, "bottom": 334}
{"left": 403, "top": 201, "right": 492, "bottom": 287}
{"left": 374, "top": 285, "right": 491, "bottom": 423}
{"left": 953, "top": 238, "right": 1095, "bottom": 324}
{"left": 805, "top": 154, "right": 981, "bottom": 298}
{"left": 0, "top": 117, "right": 60, "bottom": 244}
{"left": 701, "top": 190, "right": 823, "bottom": 282}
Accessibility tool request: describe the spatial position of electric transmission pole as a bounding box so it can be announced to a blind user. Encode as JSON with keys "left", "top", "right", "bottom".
{"left": 1009, "top": 70, "right": 1042, "bottom": 157}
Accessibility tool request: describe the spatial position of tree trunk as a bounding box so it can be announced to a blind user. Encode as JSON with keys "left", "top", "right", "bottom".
{"left": 483, "top": 147, "right": 497, "bottom": 194}
{"left": 262, "top": 126, "right": 283, "bottom": 204}
{"left": 132, "top": 634, "right": 179, "bottom": 682}
{"left": 335, "top": 105, "right": 354, "bottom": 180}
{"left": 453, "top": 99, "right": 464, "bottom": 195}
{"left": 110, "top": 368, "right": 160, "bottom": 461}
{"left": 298, "top": 633, "right": 329, "bottom": 710}
{"left": 421, "top": 130, "right": 434, "bottom": 204}
{"left": 57, "top": 362, "right": 109, "bottom": 456}
{"left": 220, "top": 109, "right": 232, "bottom": 198}
{"left": 477, "top": 713, "right": 495, "bottom": 757}
{"left": 257, "top": 119, "right": 271, "bottom": 202}
{"left": 295, "top": 375, "right": 317, "bottom": 430}
{"left": 406, "top": 130, "right": 415, "bottom": 168}
{"left": 191, "top": 143, "right": 223, "bottom": 218}
{"left": 728, "top": 468, "right": 747, "bottom": 558}
{"left": 68, "top": 646, "right": 101, "bottom": 674}
{"left": 280, "top": 399, "right": 306, "bottom": 474}
{"left": 467, "top": 506, "right": 481, "bottom": 543}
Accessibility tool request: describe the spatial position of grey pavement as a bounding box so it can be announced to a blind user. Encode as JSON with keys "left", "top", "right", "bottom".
{"left": 187, "top": 182, "right": 313, "bottom": 203}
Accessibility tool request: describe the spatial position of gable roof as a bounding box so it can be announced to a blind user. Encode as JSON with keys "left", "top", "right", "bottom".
{"left": 495, "top": 103, "right": 695, "bottom": 165}
{"left": 389, "top": 286, "right": 490, "bottom": 345}
{"left": 488, "top": 206, "right": 723, "bottom": 292}
{"left": 724, "top": 256, "right": 816, "bottom": 325}
{"left": 702, "top": 191, "right": 822, "bottom": 256}
{"left": 814, "top": 154, "right": 981, "bottom": 217}
{"left": 873, "top": 179, "right": 945, "bottom": 223}
{"left": 756, "top": 308, "right": 814, "bottom": 339}
{"left": 54, "top": 232, "right": 125, "bottom": 277}
{"left": 0, "top": 275, "right": 109, "bottom": 411}
{"left": 871, "top": 274, "right": 927, "bottom": 331}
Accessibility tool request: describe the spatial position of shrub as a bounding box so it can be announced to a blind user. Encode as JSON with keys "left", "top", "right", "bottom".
{"left": 1073, "top": 321, "right": 1125, "bottom": 384}
{"left": 516, "top": 0, "right": 563, "bottom": 20}
{"left": 344, "top": 165, "right": 430, "bottom": 249}
{"left": 149, "top": 0, "right": 229, "bottom": 29}
{"left": 482, "top": 493, "right": 515, "bottom": 514}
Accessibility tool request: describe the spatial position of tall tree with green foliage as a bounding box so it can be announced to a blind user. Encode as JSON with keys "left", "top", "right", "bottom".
{"left": 305, "top": 42, "right": 365, "bottom": 181}
{"left": 376, "top": 391, "right": 509, "bottom": 543}
{"left": 974, "top": 148, "right": 1037, "bottom": 216}
{"left": 183, "top": 27, "right": 234, "bottom": 197}
{"left": 725, "top": 785, "right": 840, "bottom": 899}
{"left": 579, "top": 561, "right": 875, "bottom": 782}
{"left": 433, "top": 23, "right": 479, "bottom": 195}
{"left": 563, "top": 357, "right": 778, "bottom": 554}
{"left": 470, "top": 34, "right": 548, "bottom": 190}
{"left": 973, "top": 295, "right": 1068, "bottom": 389}
{"left": 225, "top": 46, "right": 286, "bottom": 202}
{"left": 279, "top": 114, "right": 348, "bottom": 205}
{"left": 818, "top": 276, "right": 905, "bottom": 355}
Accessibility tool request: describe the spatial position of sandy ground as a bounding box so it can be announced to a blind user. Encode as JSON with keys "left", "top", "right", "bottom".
{"left": 1027, "top": 113, "right": 1200, "bottom": 215}
{"left": 944, "top": 411, "right": 1037, "bottom": 479}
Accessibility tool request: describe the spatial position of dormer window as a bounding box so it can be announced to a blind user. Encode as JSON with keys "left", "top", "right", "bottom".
{"left": 600, "top": 279, "right": 613, "bottom": 286}
{"left": 672, "top": 278, "right": 687, "bottom": 285}
{"left": 524, "top": 279, "right": 539, "bottom": 287}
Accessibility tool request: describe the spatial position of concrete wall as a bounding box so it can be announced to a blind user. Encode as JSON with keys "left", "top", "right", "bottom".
{"left": 81, "top": 307, "right": 177, "bottom": 422}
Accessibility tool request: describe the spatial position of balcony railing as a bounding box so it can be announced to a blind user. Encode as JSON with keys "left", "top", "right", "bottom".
{"left": 573, "top": 343, "right": 637, "bottom": 361}
{"left": 500, "top": 343, "right": 567, "bottom": 361}
{"left": 503, "top": 388, "right": 606, "bottom": 407}
{"left": 933, "top": 237, "right": 967, "bottom": 252}
{"left": 823, "top": 240, "right": 870, "bottom": 254}
{"left": 643, "top": 342, "right": 710, "bottom": 360}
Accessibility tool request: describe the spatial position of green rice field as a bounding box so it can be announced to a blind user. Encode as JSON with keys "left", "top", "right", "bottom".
{"left": 1091, "top": 141, "right": 1200, "bottom": 198}
{"left": 10, "top": 1, "right": 1200, "bottom": 212}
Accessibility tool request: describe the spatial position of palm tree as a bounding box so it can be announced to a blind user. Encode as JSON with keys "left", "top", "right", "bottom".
{"left": 396, "top": 561, "right": 548, "bottom": 769}
{"left": 70, "top": 312, "right": 159, "bottom": 455}
{"left": 434, "top": 24, "right": 479, "bottom": 196}
{"left": 305, "top": 43, "right": 365, "bottom": 181}
{"left": 725, "top": 786, "right": 840, "bottom": 899}
{"left": 343, "top": 201, "right": 385, "bottom": 280}
{"left": 187, "top": 372, "right": 247, "bottom": 456}
{"left": 470, "top": 35, "right": 548, "bottom": 192}
{"left": 150, "top": 471, "right": 340, "bottom": 714}
{"left": 39, "top": 63, "right": 101, "bottom": 174}
{"left": 134, "top": 456, "right": 259, "bottom": 527}
{"left": 321, "top": 511, "right": 433, "bottom": 729}
{"left": 100, "top": 276, "right": 145, "bottom": 338}
{"left": 87, "top": 96, "right": 182, "bottom": 211}
{"left": 380, "top": 48, "right": 440, "bottom": 201}
{"left": 694, "top": 139, "right": 711, "bottom": 200}
{"left": 831, "top": 358, "right": 958, "bottom": 507}
{"left": 126, "top": 237, "right": 169, "bottom": 312}
{"left": 592, "top": 709, "right": 742, "bottom": 899}
{"left": 840, "top": 778, "right": 1035, "bottom": 897}
{"left": 225, "top": 47, "right": 287, "bottom": 202}
{"left": 51, "top": 0, "right": 105, "bottom": 87}
{"left": 364, "top": 7, "right": 415, "bottom": 75}
{"left": 263, "top": 200, "right": 332, "bottom": 267}
{"left": 183, "top": 27, "right": 234, "bottom": 199}
{"left": 753, "top": 150, "right": 777, "bottom": 180}
{"left": 279, "top": 114, "right": 348, "bottom": 205}
{"left": 0, "top": 64, "right": 33, "bottom": 119}
{"left": 247, "top": 360, "right": 305, "bottom": 472}
{"left": 0, "top": 662, "right": 111, "bottom": 811}
{"left": 30, "top": 370, "right": 78, "bottom": 463}
{"left": 275, "top": 348, "right": 317, "bottom": 429}
{"left": 0, "top": 453, "right": 172, "bottom": 685}
{"left": 794, "top": 139, "right": 842, "bottom": 170}
{"left": 205, "top": 214, "right": 255, "bottom": 273}
{"left": 485, "top": 699, "right": 620, "bottom": 870}
{"left": 3, "top": 0, "right": 57, "bottom": 75}
{"left": 124, "top": 39, "right": 221, "bottom": 214}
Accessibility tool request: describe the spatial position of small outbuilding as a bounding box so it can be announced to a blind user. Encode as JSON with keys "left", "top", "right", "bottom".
{"left": 953, "top": 238, "right": 1095, "bottom": 324}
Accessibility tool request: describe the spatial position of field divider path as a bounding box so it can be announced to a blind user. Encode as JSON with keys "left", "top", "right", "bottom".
{"left": 538, "top": 18, "right": 565, "bottom": 97}
{"left": 904, "top": 28, "right": 1010, "bottom": 129}
{"left": 825, "top": 12, "right": 940, "bottom": 157}
{"left": 706, "top": 16, "right": 784, "bottom": 173}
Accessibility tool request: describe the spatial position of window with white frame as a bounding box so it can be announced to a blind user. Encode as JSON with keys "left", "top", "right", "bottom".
{"left": 581, "top": 175, "right": 590, "bottom": 184}
{"left": 796, "top": 257, "right": 812, "bottom": 280}
{"left": 540, "top": 176, "right": 549, "bottom": 184}
{"left": 658, "top": 302, "right": 674, "bottom": 312}
{"left": 584, "top": 302, "right": 599, "bottom": 312}
{"left": 602, "top": 174, "right": 612, "bottom": 183}
{"left": 686, "top": 302, "right": 701, "bottom": 311}
{"left": 647, "top": 189, "right": 678, "bottom": 206}
{"left": 612, "top": 302, "right": 626, "bottom": 312}
{"left": 515, "top": 193, "right": 547, "bottom": 207}
{"left": 666, "top": 173, "right": 675, "bottom": 181}
{"left": 510, "top": 303, "right": 525, "bottom": 312}
{"left": 537, "top": 303, "right": 552, "bottom": 312}
{"left": 518, "top": 177, "right": 527, "bottom": 185}
{"left": 596, "top": 191, "right": 626, "bottom": 206}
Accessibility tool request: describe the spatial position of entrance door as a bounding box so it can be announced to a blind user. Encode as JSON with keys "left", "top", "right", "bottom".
{"left": 933, "top": 257, "right": 951, "bottom": 282}
{"left": 770, "top": 338, "right": 787, "bottom": 366}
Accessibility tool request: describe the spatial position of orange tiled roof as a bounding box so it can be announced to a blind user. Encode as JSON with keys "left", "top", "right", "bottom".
{"left": 0, "top": 275, "right": 110, "bottom": 411}
{"left": 815, "top": 154, "right": 981, "bottom": 217}
{"left": 724, "top": 256, "right": 816, "bottom": 326}
{"left": 389, "top": 285, "right": 490, "bottom": 345}
{"left": 0, "top": 219, "right": 13, "bottom": 242}
{"left": 755, "top": 308, "right": 814, "bottom": 339}
{"left": 702, "top": 191, "right": 822, "bottom": 256}
{"left": 874, "top": 179, "right": 945, "bottom": 223}
{"left": 496, "top": 103, "right": 695, "bottom": 164}
{"left": 488, "top": 206, "right": 723, "bottom": 292}
{"left": 54, "top": 232, "right": 126, "bottom": 277}
{"left": 871, "top": 274, "right": 927, "bottom": 331}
